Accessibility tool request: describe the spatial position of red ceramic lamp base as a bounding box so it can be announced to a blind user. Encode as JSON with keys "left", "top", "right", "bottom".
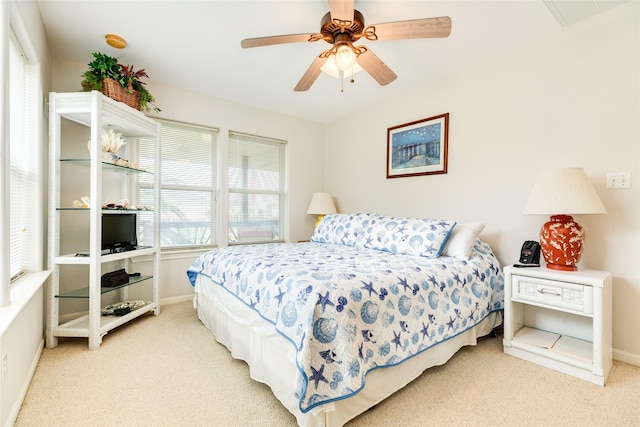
{"left": 539, "top": 214, "right": 585, "bottom": 271}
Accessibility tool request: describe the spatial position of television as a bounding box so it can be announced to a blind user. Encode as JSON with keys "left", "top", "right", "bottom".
{"left": 102, "top": 213, "right": 138, "bottom": 252}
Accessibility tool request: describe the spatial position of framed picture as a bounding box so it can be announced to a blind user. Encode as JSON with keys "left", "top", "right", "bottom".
{"left": 386, "top": 113, "right": 449, "bottom": 178}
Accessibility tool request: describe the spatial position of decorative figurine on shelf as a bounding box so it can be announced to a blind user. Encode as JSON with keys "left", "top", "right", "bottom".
{"left": 87, "top": 128, "right": 129, "bottom": 165}
{"left": 72, "top": 196, "right": 91, "bottom": 208}
{"left": 101, "top": 198, "right": 150, "bottom": 210}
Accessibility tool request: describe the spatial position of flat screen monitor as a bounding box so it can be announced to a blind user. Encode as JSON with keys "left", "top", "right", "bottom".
{"left": 102, "top": 213, "right": 137, "bottom": 252}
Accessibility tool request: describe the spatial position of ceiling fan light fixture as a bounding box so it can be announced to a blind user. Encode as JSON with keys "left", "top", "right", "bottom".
{"left": 334, "top": 44, "right": 357, "bottom": 71}
{"left": 321, "top": 54, "right": 363, "bottom": 78}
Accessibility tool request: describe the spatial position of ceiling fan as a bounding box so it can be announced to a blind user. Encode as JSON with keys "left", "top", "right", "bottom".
{"left": 240, "top": 0, "right": 452, "bottom": 92}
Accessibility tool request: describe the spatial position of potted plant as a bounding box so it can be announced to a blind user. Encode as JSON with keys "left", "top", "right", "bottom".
{"left": 80, "top": 52, "right": 160, "bottom": 113}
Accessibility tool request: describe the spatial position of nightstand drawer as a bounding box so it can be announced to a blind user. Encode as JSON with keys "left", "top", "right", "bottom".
{"left": 511, "top": 275, "right": 593, "bottom": 314}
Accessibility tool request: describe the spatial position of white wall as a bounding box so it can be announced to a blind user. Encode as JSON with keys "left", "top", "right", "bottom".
{"left": 324, "top": 3, "right": 640, "bottom": 361}
{"left": 52, "top": 58, "right": 325, "bottom": 305}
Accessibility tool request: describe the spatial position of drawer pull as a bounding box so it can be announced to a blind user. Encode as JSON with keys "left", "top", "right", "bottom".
{"left": 537, "top": 287, "right": 561, "bottom": 296}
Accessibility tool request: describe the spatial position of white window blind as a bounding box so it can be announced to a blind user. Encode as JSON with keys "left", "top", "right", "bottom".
{"left": 228, "top": 132, "right": 285, "bottom": 244}
{"left": 9, "top": 32, "right": 37, "bottom": 280}
{"left": 138, "top": 120, "right": 217, "bottom": 248}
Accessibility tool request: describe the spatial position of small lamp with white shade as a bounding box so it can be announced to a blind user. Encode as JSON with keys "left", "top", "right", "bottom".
{"left": 307, "top": 192, "right": 337, "bottom": 228}
{"left": 523, "top": 167, "right": 607, "bottom": 271}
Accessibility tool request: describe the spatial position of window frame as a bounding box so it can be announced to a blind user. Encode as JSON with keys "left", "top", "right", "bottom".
{"left": 136, "top": 122, "right": 288, "bottom": 252}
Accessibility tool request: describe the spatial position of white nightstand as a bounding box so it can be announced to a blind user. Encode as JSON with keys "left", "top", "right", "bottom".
{"left": 502, "top": 266, "right": 612, "bottom": 385}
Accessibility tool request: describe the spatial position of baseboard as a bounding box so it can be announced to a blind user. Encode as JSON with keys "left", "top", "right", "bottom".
{"left": 161, "top": 294, "right": 193, "bottom": 305}
{"left": 5, "top": 338, "right": 44, "bottom": 427}
{"left": 613, "top": 348, "right": 640, "bottom": 367}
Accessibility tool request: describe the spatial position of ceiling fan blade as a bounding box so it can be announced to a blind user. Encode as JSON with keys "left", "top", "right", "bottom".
{"left": 364, "top": 17, "right": 452, "bottom": 41}
{"left": 328, "top": 0, "right": 355, "bottom": 23}
{"left": 241, "top": 33, "right": 323, "bottom": 49}
{"left": 294, "top": 55, "right": 329, "bottom": 92}
{"left": 356, "top": 48, "right": 397, "bottom": 86}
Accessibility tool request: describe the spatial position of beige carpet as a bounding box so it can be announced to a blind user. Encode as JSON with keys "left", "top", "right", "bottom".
{"left": 15, "top": 301, "right": 640, "bottom": 426}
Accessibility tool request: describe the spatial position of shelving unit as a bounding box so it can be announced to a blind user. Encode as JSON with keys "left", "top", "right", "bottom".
{"left": 46, "top": 91, "right": 161, "bottom": 350}
{"left": 502, "top": 266, "right": 612, "bottom": 385}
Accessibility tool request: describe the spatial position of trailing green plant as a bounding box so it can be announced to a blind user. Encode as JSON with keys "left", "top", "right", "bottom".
{"left": 80, "top": 52, "right": 160, "bottom": 113}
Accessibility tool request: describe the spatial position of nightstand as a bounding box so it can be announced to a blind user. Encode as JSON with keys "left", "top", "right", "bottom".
{"left": 502, "top": 266, "right": 612, "bottom": 385}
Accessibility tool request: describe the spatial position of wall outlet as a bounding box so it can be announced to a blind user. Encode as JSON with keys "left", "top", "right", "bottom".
{"left": 606, "top": 171, "right": 631, "bottom": 189}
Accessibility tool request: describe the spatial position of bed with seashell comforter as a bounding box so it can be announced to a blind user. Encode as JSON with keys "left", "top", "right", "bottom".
{"left": 187, "top": 213, "right": 504, "bottom": 426}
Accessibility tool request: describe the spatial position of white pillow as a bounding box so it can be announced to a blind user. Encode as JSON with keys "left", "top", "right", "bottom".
{"left": 441, "top": 222, "right": 486, "bottom": 258}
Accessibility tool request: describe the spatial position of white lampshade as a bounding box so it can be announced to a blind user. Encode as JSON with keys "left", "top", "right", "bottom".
{"left": 523, "top": 168, "right": 607, "bottom": 215}
{"left": 307, "top": 192, "right": 337, "bottom": 215}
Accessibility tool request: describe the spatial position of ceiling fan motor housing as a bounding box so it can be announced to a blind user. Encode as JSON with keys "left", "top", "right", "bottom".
{"left": 320, "top": 10, "right": 365, "bottom": 44}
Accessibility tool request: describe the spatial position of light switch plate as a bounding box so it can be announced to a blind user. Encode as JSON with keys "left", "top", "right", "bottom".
{"left": 606, "top": 171, "right": 631, "bottom": 189}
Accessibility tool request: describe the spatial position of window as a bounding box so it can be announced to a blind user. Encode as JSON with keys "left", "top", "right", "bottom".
{"left": 138, "top": 120, "right": 218, "bottom": 249}
{"left": 228, "top": 132, "right": 285, "bottom": 244}
{"left": 9, "top": 31, "right": 39, "bottom": 281}
{"left": 137, "top": 122, "right": 286, "bottom": 249}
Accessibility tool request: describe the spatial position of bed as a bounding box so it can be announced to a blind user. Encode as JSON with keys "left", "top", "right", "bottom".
{"left": 187, "top": 213, "right": 504, "bottom": 426}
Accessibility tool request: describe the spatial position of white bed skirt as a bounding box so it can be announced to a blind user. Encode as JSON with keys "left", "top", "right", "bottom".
{"left": 193, "top": 276, "right": 502, "bottom": 427}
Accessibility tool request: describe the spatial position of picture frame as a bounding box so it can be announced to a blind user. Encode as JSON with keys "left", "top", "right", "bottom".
{"left": 386, "top": 113, "right": 449, "bottom": 178}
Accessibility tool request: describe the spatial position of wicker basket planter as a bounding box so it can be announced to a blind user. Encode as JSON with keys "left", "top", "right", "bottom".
{"left": 101, "top": 78, "right": 141, "bottom": 110}
{"left": 81, "top": 53, "right": 159, "bottom": 112}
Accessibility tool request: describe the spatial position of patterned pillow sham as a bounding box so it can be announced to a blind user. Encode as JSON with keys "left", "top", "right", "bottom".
{"left": 312, "top": 213, "right": 456, "bottom": 258}
{"left": 361, "top": 215, "right": 456, "bottom": 258}
{"left": 310, "top": 212, "right": 379, "bottom": 246}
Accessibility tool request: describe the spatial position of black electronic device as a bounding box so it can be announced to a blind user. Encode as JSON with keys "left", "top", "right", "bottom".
{"left": 514, "top": 240, "right": 541, "bottom": 267}
{"left": 101, "top": 268, "right": 130, "bottom": 287}
{"left": 102, "top": 213, "right": 137, "bottom": 253}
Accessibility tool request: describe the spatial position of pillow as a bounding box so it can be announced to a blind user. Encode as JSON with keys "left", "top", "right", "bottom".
{"left": 441, "top": 222, "right": 486, "bottom": 258}
{"left": 361, "top": 215, "right": 456, "bottom": 258}
{"left": 310, "top": 213, "right": 379, "bottom": 246}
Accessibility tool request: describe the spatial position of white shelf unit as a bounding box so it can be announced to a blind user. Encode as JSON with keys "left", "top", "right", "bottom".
{"left": 46, "top": 91, "right": 161, "bottom": 350}
{"left": 502, "top": 266, "right": 612, "bottom": 385}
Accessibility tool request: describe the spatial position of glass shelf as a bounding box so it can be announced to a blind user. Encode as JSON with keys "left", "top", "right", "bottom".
{"left": 57, "top": 208, "right": 153, "bottom": 212}
{"left": 60, "top": 158, "right": 153, "bottom": 175}
{"left": 56, "top": 275, "right": 152, "bottom": 298}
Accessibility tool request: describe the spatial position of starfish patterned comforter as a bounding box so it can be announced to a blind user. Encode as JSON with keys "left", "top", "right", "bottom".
{"left": 187, "top": 213, "right": 504, "bottom": 413}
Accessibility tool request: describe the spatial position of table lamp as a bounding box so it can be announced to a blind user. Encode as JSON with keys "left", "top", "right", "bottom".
{"left": 307, "top": 192, "right": 337, "bottom": 228}
{"left": 523, "top": 168, "right": 606, "bottom": 271}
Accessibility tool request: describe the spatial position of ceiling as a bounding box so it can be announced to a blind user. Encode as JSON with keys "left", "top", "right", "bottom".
{"left": 35, "top": 0, "right": 627, "bottom": 124}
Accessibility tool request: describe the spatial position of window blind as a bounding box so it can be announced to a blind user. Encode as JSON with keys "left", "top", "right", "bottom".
{"left": 9, "top": 32, "right": 37, "bottom": 280}
{"left": 138, "top": 120, "right": 218, "bottom": 248}
{"left": 228, "top": 132, "right": 285, "bottom": 244}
